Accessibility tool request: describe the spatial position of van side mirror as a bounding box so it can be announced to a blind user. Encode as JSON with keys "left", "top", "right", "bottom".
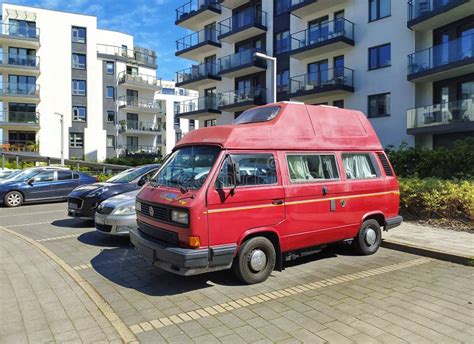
{"left": 228, "top": 161, "right": 241, "bottom": 186}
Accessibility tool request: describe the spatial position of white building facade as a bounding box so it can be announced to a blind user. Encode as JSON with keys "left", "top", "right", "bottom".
{"left": 0, "top": 3, "right": 196, "bottom": 162}
{"left": 174, "top": 0, "right": 474, "bottom": 149}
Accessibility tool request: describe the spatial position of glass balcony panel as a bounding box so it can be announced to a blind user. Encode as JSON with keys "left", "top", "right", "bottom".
{"left": 219, "top": 87, "right": 266, "bottom": 107}
{"left": 118, "top": 72, "right": 161, "bottom": 87}
{"left": 0, "top": 83, "right": 40, "bottom": 96}
{"left": 176, "top": 28, "right": 220, "bottom": 52}
{"left": 117, "top": 96, "right": 161, "bottom": 110}
{"left": 408, "top": 0, "right": 462, "bottom": 20}
{"left": 219, "top": 48, "right": 265, "bottom": 72}
{"left": 0, "top": 53, "right": 40, "bottom": 68}
{"left": 0, "top": 140, "right": 39, "bottom": 152}
{"left": 289, "top": 67, "right": 354, "bottom": 93}
{"left": 218, "top": 9, "right": 267, "bottom": 36}
{"left": 179, "top": 96, "right": 219, "bottom": 114}
{"left": 0, "top": 111, "right": 39, "bottom": 124}
{"left": 1, "top": 22, "right": 40, "bottom": 39}
{"left": 96, "top": 44, "right": 157, "bottom": 66}
{"left": 176, "top": 62, "right": 218, "bottom": 83}
{"left": 176, "top": 0, "right": 221, "bottom": 20}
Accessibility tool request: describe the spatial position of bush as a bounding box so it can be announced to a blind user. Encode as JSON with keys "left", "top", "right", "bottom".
{"left": 399, "top": 178, "right": 474, "bottom": 224}
{"left": 104, "top": 156, "right": 162, "bottom": 167}
{"left": 386, "top": 138, "right": 474, "bottom": 179}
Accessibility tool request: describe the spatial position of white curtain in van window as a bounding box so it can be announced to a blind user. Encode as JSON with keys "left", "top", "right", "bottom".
{"left": 287, "top": 155, "right": 311, "bottom": 180}
{"left": 343, "top": 154, "right": 374, "bottom": 179}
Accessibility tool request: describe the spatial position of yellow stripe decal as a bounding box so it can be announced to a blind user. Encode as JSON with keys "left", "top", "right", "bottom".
{"left": 204, "top": 190, "right": 399, "bottom": 215}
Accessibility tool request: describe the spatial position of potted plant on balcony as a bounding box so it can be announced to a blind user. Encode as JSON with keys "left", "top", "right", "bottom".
{"left": 119, "top": 120, "right": 126, "bottom": 132}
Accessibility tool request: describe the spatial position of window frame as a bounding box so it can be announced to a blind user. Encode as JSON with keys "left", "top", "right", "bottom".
{"left": 72, "top": 106, "right": 87, "bottom": 122}
{"left": 369, "top": 0, "right": 391, "bottom": 22}
{"left": 285, "top": 152, "right": 341, "bottom": 184}
{"left": 72, "top": 79, "right": 86, "bottom": 96}
{"left": 341, "top": 152, "right": 382, "bottom": 180}
{"left": 106, "top": 135, "right": 115, "bottom": 149}
{"left": 106, "top": 61, "right": 115, "bottom": 75}
{"left": 368, "top": 92, "right": 391, "bottom": 118}
{"left": 106, "top": 110, "right": 116, "bottom": 123}
{"left": 106, "top": 86, "right": 115, "bottom": 99}
{"left": 72, "top": 53, "right": 86, "bottom": 70}
{"left": 368, "top": 43, "right": 391, "bottom": 70}
{"left": 72, "top": 26, "right": 86, "bottom": 43}
{"left": 69, "top": 133, "right": 84, "bottom": 148}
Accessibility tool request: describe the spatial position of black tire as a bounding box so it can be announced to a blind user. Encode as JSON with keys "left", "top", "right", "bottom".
{"left": 4, "top": 191, "right": 24, "bottom": 208}
{"left": 352, "top": 219, "right": 382, "bottom": 255}
{"left": 232, "top": 237, "right": 276, "bottom": 285}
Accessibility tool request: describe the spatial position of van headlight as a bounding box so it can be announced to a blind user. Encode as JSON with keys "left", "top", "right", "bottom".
{"left": 171, "top": 210, "right": 189, "bottom": 225}
{"left": 113, "top": 204, "right": 135, "bottom": 215}
{"left": 136, "top": 201, "right": 141, "bottom": 212}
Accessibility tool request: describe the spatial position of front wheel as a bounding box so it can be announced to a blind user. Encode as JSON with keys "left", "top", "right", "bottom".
{"left": 4, "top": 191, "right": 24, "bottom": 207}
{"left": 352, "top": 219, "right": 382, "bottom": 255}
{"left": 232, "top": 237, "right": 276, "bottom": 285}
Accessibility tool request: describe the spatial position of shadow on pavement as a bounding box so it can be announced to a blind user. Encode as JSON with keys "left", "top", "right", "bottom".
{"left": 77, "top": 231, "right": 131, "bottom": 248}
{"left": 52, "top": 218, "right": 94, "bottom": 229}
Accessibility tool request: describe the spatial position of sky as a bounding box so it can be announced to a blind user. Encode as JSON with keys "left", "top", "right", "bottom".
{"left": 3, "top": 0, "right": 190, "bottom": 80}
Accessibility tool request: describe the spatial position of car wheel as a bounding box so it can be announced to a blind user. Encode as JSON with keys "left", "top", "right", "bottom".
{"left": 232, "top": 236, "right": 276, "bottom": 285}
{"left": 4, "top": 191, "right": 23, "bottom": 208}
{"left": 352, "top": 219, "right": 382, "bottom": 255}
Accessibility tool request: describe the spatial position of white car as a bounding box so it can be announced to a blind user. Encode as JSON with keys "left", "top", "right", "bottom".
{"left": 94, "top": 190, "right": 139, "bottom": 236}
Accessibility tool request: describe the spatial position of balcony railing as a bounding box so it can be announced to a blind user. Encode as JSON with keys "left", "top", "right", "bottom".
{"left": 118, "top": 145, "right": 162, "bottom": 156}
{"left": 179, "top": 96, "right": 219, "bottom": 114}
{"left": 0, "top": 140, "right": 39, "bottom": 153}
{"left": 118, "top": 72, "right": 161, "bottom": 88}
{"left": 219, "top": 87, "right": 266, "bottom": 107}
{"left": 176, "top": 62, "right": 219, "bottom": 84}
{"left": 0, "top": 53, "right": 40, "bottom": 68}
{"left": 0, "top": 111, "right": 39, "bottom": 124}
{"left": 176, "top": 0, "right": 221, "bottom": 21}
{"left": 218, "top": 9, "right": 267, "bottom": 36}
{"left": 0, "top": 83, "right": 40, "bottom": 97}
{"left": 290, "top": 67, "right": 354, "bottom": 94}
{"left": 408, "top": 0, "right": 465, "bottom": 21}
{"left": 290, "top": 18, "right": 354, "bottom": 51}
{"left": 407, "top": 98, "right": 474, "bottom": 129}
{"left": 118, "top": 96, "right": 161, "bottom": 111}
{"left": 0, "top": 22, "right": 40, "bottom": 40}
{"left": 219, "top": 48, "right": 266, "bottom": 72}
{"left": 97, "top": 44, "right": 157, "bottom": 66}
{"left": 176, "top": 28, "right": 220, "bottom": 52}
{"left": 407, "top": 34, "right": 474, "bottom": 76}
{"left": 119, "top": 120, "right": 161, "bottom": 132}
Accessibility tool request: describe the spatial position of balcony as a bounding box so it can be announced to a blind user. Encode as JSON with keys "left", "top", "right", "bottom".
{"left": 97, "top": 44, "right": 157, "bottom": 68}
{"left": 0, "top": 23, "right": 40, "bottom": 47}
{"left": 118, "top": 145, "right": 163, "bottom": 158}
{"left": 290, "top": 19, "right": 354, "bottom": 60}
{"left": 0, "top": 140, "right": 39, "bottom": 154}
{"left": 218, "top": 0, "right": 248, "bottom": 9}
{"left": 407, "top": 98, "right": 474, "bottom": 135}
{"left": 0, "top": 83, "right": 40, "bottom": 101}
{"left": 0, "top": 111, "right": 40, "bottom": 129}
{"left": 218, "top": 87, "right": 266, "bottom": 112}
{"left": 289, "top": 0, "right": 348, "bottom": 18}
{"left": 176, "top": 0, "right": 221, "bottom": 31}
{"left": 407, "top": 0, "right": 474, "bottom": 31}
{"left": 0, "top": 53, "right": 40, "bottom": 74}
{"left": 218, "top": 9, "right": 268, "bottom": 44}
{"left": 219, "top": 49, "right": 267, "bottom": 78}
{"left": 407, "top": 34, "right": 474, "bottom": 82}
{"left": 175, "top": 62, "right": 221, "bottom": 89}
{"left": 177, "top": 96, "right": 221, "bottom": 120}
{"left": 118, "top": 72, "right": 161, "bottom": 91}
{"left": 289, "top": 68, "right": 354, "bottom": 103}
{"left": 118, "top": 96, "right": 162, "bottom": 114}
{"left": 119, "top": 120, "right": 161, "bottom": 135}
{"left": 176, "top": 28, "right": 221, "bottom": 61}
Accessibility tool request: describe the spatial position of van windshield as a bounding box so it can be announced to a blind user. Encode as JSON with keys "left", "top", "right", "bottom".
{"left": 152, "top": 146, "right": 221, "bottom": 190}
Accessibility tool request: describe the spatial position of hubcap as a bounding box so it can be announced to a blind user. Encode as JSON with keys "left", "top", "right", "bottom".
{"left": 365, "top": 228, "right": 377, "bottom": 246}
{"left": 8, "top": 193, "right": 20, "bottom": 206}
{"left": 249, "top": 249, "right": 267, "bottom": 272}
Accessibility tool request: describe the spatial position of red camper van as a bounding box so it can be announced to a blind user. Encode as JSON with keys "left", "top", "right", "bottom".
{"left": 131, "top": 103, "right": 402, "bottom": 284}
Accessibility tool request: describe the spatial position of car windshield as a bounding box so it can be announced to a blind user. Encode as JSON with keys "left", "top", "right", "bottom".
{"left": 152, "top": 146, "right": 221, "bottom": 190}
{"left": 106, "top": 166, "right": 153, "bottom": 183}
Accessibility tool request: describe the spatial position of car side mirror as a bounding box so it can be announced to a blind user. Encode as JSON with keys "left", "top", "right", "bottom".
{"left": 27, "top": 179, "right": 34, "bottom": 185}
{"left": 137, "top": 177, "right": 146, "bottom": 187}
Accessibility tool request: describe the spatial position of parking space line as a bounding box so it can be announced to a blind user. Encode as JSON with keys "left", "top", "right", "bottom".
{"left": 37, "top": 233, "right": 80, "bottom": 242}
{"left": 6, "top": 221, "right": 54, "bottom": 228}
{"left": 73, "top": 255, "right": 140, "bottom": 271}
{"left": 0, "top": 210, "right": 64, "bottom": 218}
{"left": 130, "top": 257, "right": 432, "bottom": 335}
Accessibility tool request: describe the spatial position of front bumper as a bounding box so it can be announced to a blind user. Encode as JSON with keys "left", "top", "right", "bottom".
{"left": 130, "top": 226, "right": 237, "bottom": 276}
{"left": 384, "top": 215, "right": 403, "bottom": 231}
{"left": 67, "top": 195, "right": 100, "bottom": 219}
{"left": 95, "top": 212, "right": 136, "bottom": 236}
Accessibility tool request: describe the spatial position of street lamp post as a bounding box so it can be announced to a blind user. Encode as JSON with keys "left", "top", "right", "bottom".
{"left": 54, "top": 112, "right": 64, "bottom": 166}
{"left": 254, "top": 52, "right": 277, "bottom": 104}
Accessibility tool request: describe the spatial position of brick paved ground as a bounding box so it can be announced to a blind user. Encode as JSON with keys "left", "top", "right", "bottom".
{"left": 0, "top": 202, "right": 473, "bottom": 343}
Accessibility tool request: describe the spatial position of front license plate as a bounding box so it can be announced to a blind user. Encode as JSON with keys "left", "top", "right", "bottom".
{"left": 138, "top": 244, "right": 154, "bottom": 263}
{"left": 69, "top": 202, "right": 78, "bottom": 210}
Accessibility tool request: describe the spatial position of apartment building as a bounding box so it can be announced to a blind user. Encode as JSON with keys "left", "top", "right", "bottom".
{"left": 174, "top": 0, "right": 473, "bottom": 149}
{"left": 0, "top": 3, "right": 195, "bottom": 162}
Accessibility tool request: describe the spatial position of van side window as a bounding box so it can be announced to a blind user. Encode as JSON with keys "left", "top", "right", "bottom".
{"left": 217, "top": 154, "right": 277, "bottom": 188}
{"left": 342, "top": 153, "right": 380, "bottom": 179}
{"left": 287, "top": 154, "right": 339, "bottom": 181}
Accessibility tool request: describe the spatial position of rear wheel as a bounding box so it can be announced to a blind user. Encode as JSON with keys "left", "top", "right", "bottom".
{"left": 232, "top": 237, "right": 276, "bottom": 285}
{"left": 4, "top": 191, "right": 23, "bottom": 208}
{"left": 352, "top": 219, "right": 382, "bottom": 255}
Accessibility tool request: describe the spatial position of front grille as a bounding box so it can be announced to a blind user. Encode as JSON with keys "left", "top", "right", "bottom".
{"left": 139, "top": 201, "right": 171, "bottom": 223}
{"left": 96, "top": 223, "right": 112, "bottom": 232}
{"left": 97, "top": 206, "right": 114, "bottom": 215}
{"left": 378, "top": 153, "right": 394, "bottom": 176}
{"left": 138, "top": 221, "right": 179, "bottom": 245}
{"left": 68, "top": 197, "right": 83, "bottom": 209}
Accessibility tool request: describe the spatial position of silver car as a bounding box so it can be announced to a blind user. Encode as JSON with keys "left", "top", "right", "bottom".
{"left": 94, "top": 190, "right": 139, "bottom": 236}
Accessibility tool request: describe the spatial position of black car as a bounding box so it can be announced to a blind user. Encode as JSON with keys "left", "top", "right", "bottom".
{"left": 67, "top": 164, "right": 160, "bottom": 219}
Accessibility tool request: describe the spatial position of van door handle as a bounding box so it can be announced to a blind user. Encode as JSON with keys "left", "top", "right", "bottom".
{"left": 272, "top": 199, "right": 284, "bottom": 205}
{"left": 322, "top": 187, "right": 328, "bottom": 196}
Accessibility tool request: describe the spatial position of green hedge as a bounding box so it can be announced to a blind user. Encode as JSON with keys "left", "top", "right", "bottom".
{"left": 399, "top": 178, "right": 474, "bottom": 223}
{"left": 104, "top": 156, "right": 162, "bottom": 167}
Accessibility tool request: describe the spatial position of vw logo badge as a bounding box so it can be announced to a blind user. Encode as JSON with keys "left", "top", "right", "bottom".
{"left": 149, "top": 206, "right": 154, "bottom": 217}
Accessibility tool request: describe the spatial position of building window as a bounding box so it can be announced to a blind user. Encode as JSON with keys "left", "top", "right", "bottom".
{"left": 70, "top": 133, "right": 84, "bottom": 148}
{"left": 275, "top": 0, "right": 291, "bottom": 14}
{"left": 72, "top": 106, "right": 86, "bottom": 122}
{"left": 72, "top": 26, "right": 86, "bottom": 43}
{"left": 277, "top": 69, "right": 289, "bottom": 93}
{"left": 106, "top": 135, "right": 115, "bottom": 148}
{"left": 163, "top": 88, "right": 175, "bottom": 95}
{"left": 189, "top": 119, "right": 195, "bottom": 128}
{"left": 368, "top": 93, "right": 391, "bottom": 118}
{"left": 174, "top": 115, "right": 180, "bottom": 126}
{"left": 106, "top": 110, "right": 115, "bottom": 123}
{"left": 72, "top": 53, "right": 86, "bottom": 69}
{"left": 106, "top": 61, "right": 114, "bottom": 75}
{"left": 369, "top": 43, "right": 391, "bottom": 70}
{"left": 72, "top": 80, "right": 86, "bottom": 96}
{"left": 204, "top": 119, "right": 216, "bottom": 127}
{"left": 369, "top": 0, "right": 391, "bottom": 22}
{"left": 173, "top": 101, "right": 180, "bottom": 115}
{"left": 106, "top": 86, "right": 115, "bottom": 99}
{"left": 275, "top": 30, "right": 290, "bottom": 55}
{"left": 333, "top": 100, "right": 344, "bottom": 108}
